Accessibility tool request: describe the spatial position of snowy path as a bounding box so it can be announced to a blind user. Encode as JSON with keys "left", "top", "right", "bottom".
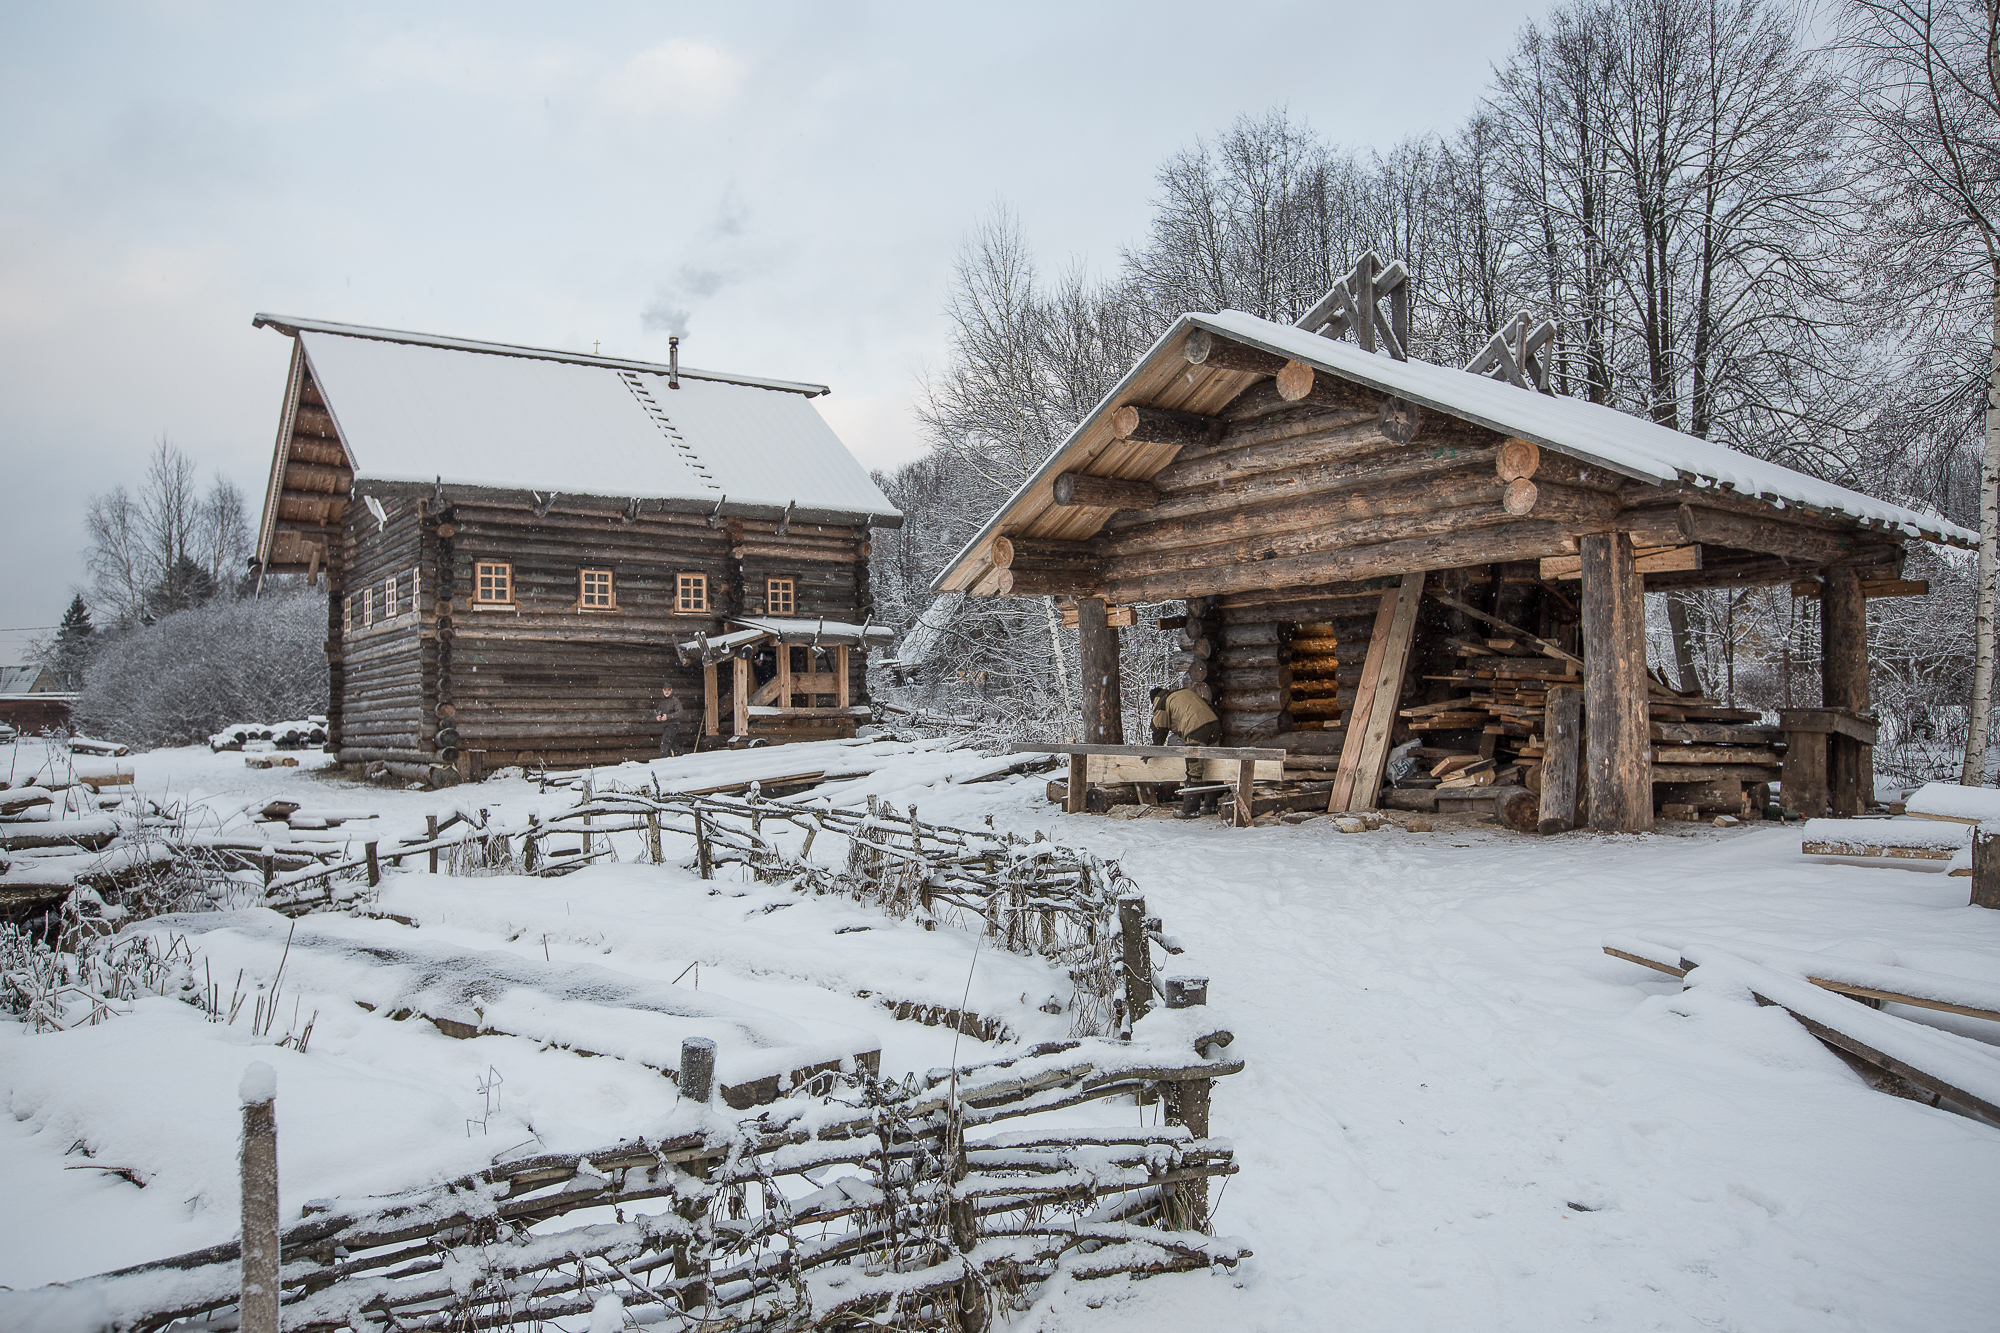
{"left": 963, "top": 801, "right": 2000, "bottom": 1330}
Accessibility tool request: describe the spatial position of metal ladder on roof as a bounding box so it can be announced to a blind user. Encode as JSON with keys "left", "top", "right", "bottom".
{"left": 619, "top": 370, "right": 720, "bottom": 491}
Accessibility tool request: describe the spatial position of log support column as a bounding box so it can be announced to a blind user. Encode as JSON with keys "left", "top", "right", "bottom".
{"left": 1822, "top": 566, "right": 1870, "bottom": 817}
{"left": 1077, "top": 597, "right": 1124, "bottom": 744}
{"left": 1581, "top": 533, "right": 1653, "bottom": 832}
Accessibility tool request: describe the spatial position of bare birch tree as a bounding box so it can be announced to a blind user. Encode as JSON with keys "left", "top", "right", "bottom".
{"left": 1842, "top": 0, "right": 2000, "bottom": 783}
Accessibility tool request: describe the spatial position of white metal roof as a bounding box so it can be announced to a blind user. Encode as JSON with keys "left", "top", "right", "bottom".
{"left": 259, "top": 317, "right": 901, "bottom": 524}
{"left": 1198, "top": 310, "right": 1976, "bottom": 548}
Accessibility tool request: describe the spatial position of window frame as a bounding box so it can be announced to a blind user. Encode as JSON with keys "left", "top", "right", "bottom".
{"left": 675, "top": 572, "right": 709, "bottom": 615}
{"left": 473, "top": 560, "right": 515, "bottom": 608}
{"left": 577, "top": 567, "right": 618, "bottom": 612}
{"left": 767, "top": 577, "right": 795, "bottom": 617}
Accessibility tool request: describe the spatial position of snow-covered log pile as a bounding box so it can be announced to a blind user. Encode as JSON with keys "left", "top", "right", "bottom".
{"left": 206, "top": 716, "right": 328, "bottom": 752}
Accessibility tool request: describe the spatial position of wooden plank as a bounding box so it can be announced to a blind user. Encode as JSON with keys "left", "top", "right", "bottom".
{"left": 836, "top": 645, "right": 850, "bottom": 709}
{"left": 1975, "top": 827, "right": 2000, "bottom": 910}
{"left": 1007, "top": 742, "right": 1286, "bottom": 760}
{"left": 1540, "top": 544, "right": 1701, "bottom": 580}
{"left": 1777, "top": 708, "right": 1879, "bottom": 744}
{"left": 1600, "top": 946, "right": 2000, "bottom": 1023}
{"left": 1792, "top": 578, "right": 1930, "bottom": 600}
{"left": 1801, "top": 839, "right": 1955, "bottom": 861}
{"left": 1088, "top": 754, "right": 1188, "bottom": 783}
{"left": 1582, "top": 532, "right": 1652, "bottom": 832}
{"left": 1346, "top": 571, "right": 1426, "bottom": 813}
{"left": 1198, "top": 758, "right": 1285, "bottom": 782}
{"left": 703, "top": 661, "right": 719, "bottom": 736}
{"left": 1233, "top": 758, "right": 1256, "bottom": 827}
{"left": 1538, "top": 684, "right": 1583, "bottom": 834}
{"left": 1328, "top": 591, "right": 1398, "bottom": 811}
{"left": 1066, "top": 754, "right": 1088, "bottom": 814}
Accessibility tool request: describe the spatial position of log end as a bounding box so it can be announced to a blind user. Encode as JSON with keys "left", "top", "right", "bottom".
{"left": 1109, "top": 403, "right": 1140, "bottom": 439}
{"left": 1502, "top": 478, "right": 1540, "bottom": 516}
{"left": 1275, "top": 360, "right": 1316, "bottom": 401}
{"left": 1497, "top": 437, "right": 1541, "bottom": 482}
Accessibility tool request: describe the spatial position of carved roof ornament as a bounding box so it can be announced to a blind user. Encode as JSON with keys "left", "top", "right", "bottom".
{"left": 1294, "top": 251, "right": 1411, "bottom": 362}
{"left": 1465, "top": 312, "right": 1558, "bottom": 396}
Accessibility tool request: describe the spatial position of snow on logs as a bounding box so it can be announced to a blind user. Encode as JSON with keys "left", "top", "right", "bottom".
{"left": 987, "top": 533, "right": 1105, "bottom": 598}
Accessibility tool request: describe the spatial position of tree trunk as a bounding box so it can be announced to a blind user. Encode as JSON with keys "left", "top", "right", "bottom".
{"left": 1965, "top": 259, "right": 2000, "bottom": 786}
{"left": 1666, "top": 590, "right": 1701, "bottom": 695}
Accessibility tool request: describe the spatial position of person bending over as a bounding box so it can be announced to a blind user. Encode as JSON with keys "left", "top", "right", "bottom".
{"left": 1150, "top": 686, "right": 1220, "bottom": 746}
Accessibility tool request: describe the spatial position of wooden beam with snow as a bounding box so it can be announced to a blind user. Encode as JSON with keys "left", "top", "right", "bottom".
{"left": 1053, "top": 473, "right": 1161, "bottom": 511}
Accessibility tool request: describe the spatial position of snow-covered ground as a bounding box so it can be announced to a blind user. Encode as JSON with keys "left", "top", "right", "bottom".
{"left": 5, "top": 738, "right": 1999, "bottom": 1329}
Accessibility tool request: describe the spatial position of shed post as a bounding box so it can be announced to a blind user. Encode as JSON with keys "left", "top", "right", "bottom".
{"left": 1822, "top": 566, "right": 1870, "bottom": 816}
{"left": 1580, "top": 532, "right": 1653, "bottom": 832}
{"left": 1077, "top": 597, "right": 1124, "bottom": 744}
{"left": 703, "top": 660, "right": 719, "bottom": 737}
{"left": 732, "top": 654, "right": 750, "bottom": 738}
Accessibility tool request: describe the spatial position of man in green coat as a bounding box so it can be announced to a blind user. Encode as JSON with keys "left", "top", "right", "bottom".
{"left": 1150, "top": 686, "right": 1221, "bottom": 747}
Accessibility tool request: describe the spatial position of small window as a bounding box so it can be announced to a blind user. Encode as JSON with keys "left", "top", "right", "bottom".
{"left": 475, "top": 561, "right": 513, "bottom": 604}
{"left": 363, "top": 586, "right": 376, "bottom": 626}
{"left": 384, "top": 574, "right": 398, "bottom": 618}
{"left": 676, "top": 572, "right": 708, "bottom": 614}
{"left": 767, "top": 577, "right": 795, "bottom": 617}
{"left": 344, "top": 595, "right": 356, "bottom": 631}
{"left": 579, "top": 568, "right": 616, "bottom": 610}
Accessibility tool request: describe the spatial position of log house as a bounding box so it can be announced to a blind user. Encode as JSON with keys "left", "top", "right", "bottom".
{"left": 932, "top": 258, "right": 1975, "bottom": 831}
{"left": 251, "top": 316, "right": 901, "bottom": 778}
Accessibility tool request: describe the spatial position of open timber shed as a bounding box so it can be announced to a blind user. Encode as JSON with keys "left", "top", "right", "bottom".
{"left": 933, "top": 260, "right": 1976, "bottom": 832}
{"left": 251, "top": 315, "right": 902, "bottom": 778}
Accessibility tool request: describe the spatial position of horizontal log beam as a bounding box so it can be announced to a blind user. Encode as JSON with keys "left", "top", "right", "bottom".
{"left": 1108, "top": 404, "right": 1221, "bottom": 448}
{"left": 1184, "top": 328, "right": 1291, "bottom": 375}
{"left": 1106, "top": 521, "right": 1580, "bottom": 604}
{"left": 1053, "top": 473, "right": 1160, "bottom": 511}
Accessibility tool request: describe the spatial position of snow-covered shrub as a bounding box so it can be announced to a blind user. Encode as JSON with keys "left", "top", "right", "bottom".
{"left": 74, "top": 590, "right": 328, "bottom": 751}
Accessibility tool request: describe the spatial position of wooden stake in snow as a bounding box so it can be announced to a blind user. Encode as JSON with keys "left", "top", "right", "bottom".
{"left": 239, "top": 1062, "right": 279, "bottom": 1333}
{"left": 1118, "top": 894, "right": 1151, "bottom": 1031}
{"left": 1162, "top": 974, "right": 1212, "bottom": 1228}
{"left": 680, "top": 1037, "right": 716, "bottom": 1103}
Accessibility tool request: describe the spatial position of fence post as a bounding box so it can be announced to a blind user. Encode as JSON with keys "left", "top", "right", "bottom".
{"left": 260, "top": 853, "right": 274, "bottom": 890}
{"left": 947, "top": 1105, "right": 989, "bottom": 1333}
{"left": 239, "top": 1063, "right": 280, "bottom": 1333}
{"left": 647, "top": 809, "right": 663, "bottom": 864}
{"left": 1117, "top": 894, "right": 1151, "bottom": 1034}
{"left": 680, "top": 1036, "right": 716, "bottom": 1104}
{"left": 693, "top": 809, "right": 712, "bottom": 880}
{"left": 1974, "top": 825, "right": 2000, "bottom": 910}
{"left": 1162, "top": 974, "right": 1212, "bottom": 1231}
{"left": 581, "top": 778, "right": 594, "bottom": 855}
{"left": 364, "top": 842, "right": 380, "bottom": 888}
{"left": 524, "top": 815, "right": 540, "bottom": 873}
{"left": 426, "top": 814, "right": 439, "bottom": 873}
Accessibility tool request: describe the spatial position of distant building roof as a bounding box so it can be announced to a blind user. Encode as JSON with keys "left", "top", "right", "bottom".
{"left": 253, "top": 315, "right": 902, "bottom": 526}
{"left": 0, "top": 665, "right": 56, "bottom": 694}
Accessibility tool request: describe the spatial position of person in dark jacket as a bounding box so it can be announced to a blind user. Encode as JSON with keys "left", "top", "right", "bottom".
{"left": 1151, "top": 686, "right": 1221, "bottom": 746}
{"left": 654, "top": 686, "right": 687, "bottom": 757}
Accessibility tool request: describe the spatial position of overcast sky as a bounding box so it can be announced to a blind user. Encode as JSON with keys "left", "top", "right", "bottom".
{"left": 0, "top": 0, "right": 1543, "bottom": 666}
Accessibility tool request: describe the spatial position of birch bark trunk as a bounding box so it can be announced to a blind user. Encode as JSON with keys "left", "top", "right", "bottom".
{"left": 1966, "top": 259, "right": 2000, "bottom": 785}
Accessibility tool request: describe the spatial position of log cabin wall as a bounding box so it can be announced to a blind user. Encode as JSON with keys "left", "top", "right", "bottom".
{"left": 333, "top": 496, "right": 879, "bottom": 772}
{"left": 334, "top": 499, "right": 431, "bottom": 764}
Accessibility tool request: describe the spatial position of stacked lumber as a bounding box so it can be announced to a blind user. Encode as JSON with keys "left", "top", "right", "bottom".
{"left": 1406, "top": 620, "right": 1781, "bottom": 814}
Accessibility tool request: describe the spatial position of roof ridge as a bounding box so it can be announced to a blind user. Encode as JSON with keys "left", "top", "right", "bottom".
{"left": 253, "top": 314, "right": 830, "bottom": 398}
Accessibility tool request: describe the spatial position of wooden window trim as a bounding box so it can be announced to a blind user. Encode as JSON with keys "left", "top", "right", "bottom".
{"left": 675, "top": 572, "right": 709, "bottom": 615}
{"left": 767, "top": 577, "right": 795, "bottom": 617}
{"left": 577, "top": 568, "right": 618, "bottom": 613}
{"left": 473, "top": 560, "right": 515, "bottom": 607}
{"left": 343, "top": 595, "right": 355, "bottom": 632}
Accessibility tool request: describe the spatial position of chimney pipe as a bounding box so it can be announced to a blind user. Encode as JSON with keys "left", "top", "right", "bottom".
{"left": 668, "top": 336, "right": 681, "bottom": 390}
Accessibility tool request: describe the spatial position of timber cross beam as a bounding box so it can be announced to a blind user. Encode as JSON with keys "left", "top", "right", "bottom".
{"left": 1010, "top": 742, "right": 1287, "bottom": 829}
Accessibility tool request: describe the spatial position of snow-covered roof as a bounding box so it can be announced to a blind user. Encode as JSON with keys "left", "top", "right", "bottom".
{"left": 932, "top": 308, "right": 1974, "bottom": 594}
{"left": 1196, "top": 311, "right": 1976, "bottom": 548}
{"left": 728, "top": 617, "right": 897, "bottom": 647}
{"left": 0, "top": 666, "right": 54, "bottom": 694}
{"left": 254, "top": 316, "right": 901, "bottom": 525}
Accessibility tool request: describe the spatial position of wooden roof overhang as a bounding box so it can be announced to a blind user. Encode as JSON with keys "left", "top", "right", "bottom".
{"left": 254, "top": 340, "right": 355, "bottom": 575}
{"left": 932, "top": 314, "right": 1975, "bottom": 606}
{"left": 347, "top": 477, "right": 901, "bottom": 531}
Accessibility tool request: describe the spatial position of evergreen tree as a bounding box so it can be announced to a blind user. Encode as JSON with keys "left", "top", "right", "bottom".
{"left": 50, "top": 594, "right": 95, "bottom": 691}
